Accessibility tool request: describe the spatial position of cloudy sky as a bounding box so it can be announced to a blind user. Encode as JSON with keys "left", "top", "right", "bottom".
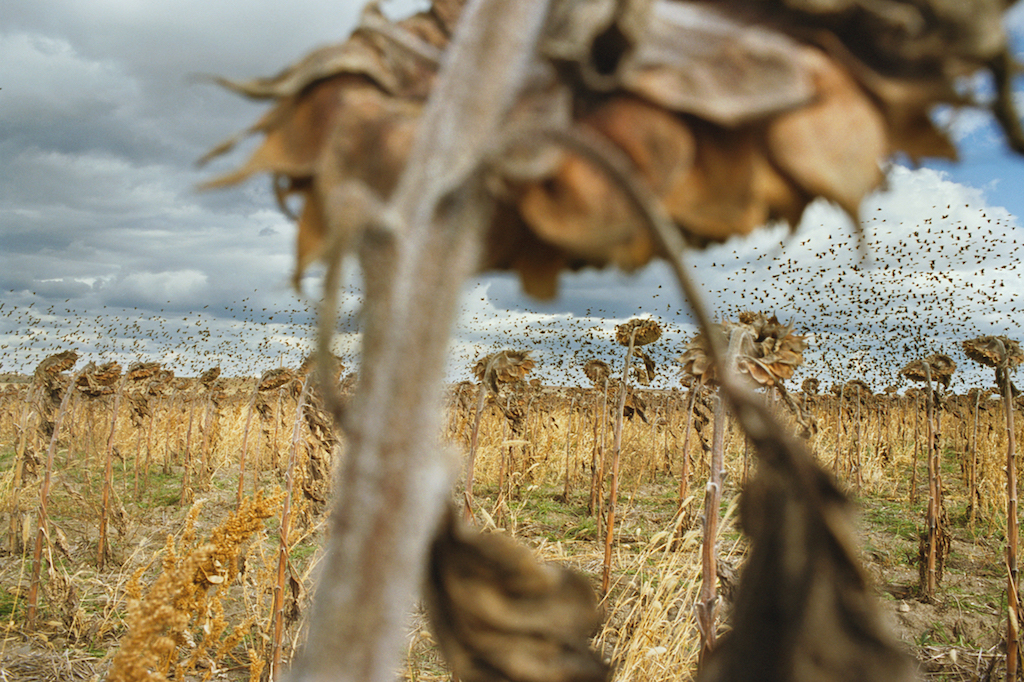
{"left": 3, "top": 0, "right": 1024, "bottom": 392}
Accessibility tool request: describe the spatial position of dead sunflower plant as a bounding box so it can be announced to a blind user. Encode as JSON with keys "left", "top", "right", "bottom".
{"left": 963, "top": 334, "right": 1024, "bottom": 678}
{"left": 200, "top": 1, "right": 1024, "bottom": 681}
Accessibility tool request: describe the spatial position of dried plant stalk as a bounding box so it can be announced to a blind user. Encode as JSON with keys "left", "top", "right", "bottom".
{"left": 98, "top": 376, "right": 126, "bottom": 570}
{"left": 601, "top": 328, "right": 639, "bottom": 594}
{"left": 287, "top": 4, "right": 554, "bottom": 682}
{"left": 677, "top": 381, "right": 700, "bottom": 514}
{"left": 27, "top": 370, "right": 80, "bottom": 629}
{"left": 1001, "top": 368, "right": 1020, "bottom": 681}
{"left": 964, "top": 335, "right": 1023, "bottom": 677}
{"left": 270, "top": 377, "right": 312, "bottom": 680}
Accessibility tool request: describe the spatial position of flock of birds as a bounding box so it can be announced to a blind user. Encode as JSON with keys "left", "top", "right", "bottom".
{"left": 2, "top": 185, "right": 1022, "bottom": 393}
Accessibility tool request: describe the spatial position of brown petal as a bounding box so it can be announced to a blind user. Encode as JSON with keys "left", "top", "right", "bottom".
{"left": 200, "top": 76, "right": 355, "bottom": 190}
{"left": 661, "top": 123, "right": 783, "bottom": 242}
{"left": 766, "top": 48, "right": 887, "bottom": 218}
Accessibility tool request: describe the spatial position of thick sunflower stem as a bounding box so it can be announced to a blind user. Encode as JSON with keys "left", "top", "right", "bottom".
{"left": 697, "top": 327, "right": 747, "bottom": 668}
{"left": 287, "top": 3, "right": 551, "bottom": 681}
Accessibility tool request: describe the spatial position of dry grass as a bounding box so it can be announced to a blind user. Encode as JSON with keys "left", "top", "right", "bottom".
{"left": 0, "top": 383, "right": 1020, "bottom": 680}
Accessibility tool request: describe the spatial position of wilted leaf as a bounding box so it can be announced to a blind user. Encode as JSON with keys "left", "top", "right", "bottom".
{"left": 425, "top": 509, "right": 608, "bottom": 682}
{"left": 697, "top": 400, "right": 916, "bottom": 682}
{"left": 619, "top": 1, "right": 816, "bottom": 125}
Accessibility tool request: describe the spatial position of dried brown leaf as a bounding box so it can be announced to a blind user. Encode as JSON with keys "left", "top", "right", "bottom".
{"left": 698, "top": 400, "right": 916, "bottom": 682}
{"left": 425, "top": 510, "right": 608, "bottom": 682}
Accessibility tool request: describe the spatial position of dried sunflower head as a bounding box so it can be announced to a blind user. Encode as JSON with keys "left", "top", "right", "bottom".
{"left": 473, "top": 350, "right": 536, "bottom": 394}
{"left": 199, "top": 366, "right": 221, "bottom": 387}
{"left": 76, "top": 362, "right": 120, "bottom": 397}
{"left": 126, "top": 362, "right": 161, "bottom": 382}
{"left": 681, "top": 312, "right": 807, "bottom": 388}
{"left": 258, "top": 367, "right": 296, "bottom": 393}
{"left": 842, "top": 378, "right": 873, "bottom": 398}
{"left": 201, "top": 0, "right": 1024, "bottom": 300}
{"left": 732, "top": 313, "right": 807, "bottom": 387}
{"left": 583, "top": 358, "right": 611, "bottom": 386}
{"left": 34, "top": 351, "right": 79, "bottom": 382}
{"left": 800, "top": 377, "right": 819, "bottom": 395}
{"left": 297, "top": 353, "right": 346, "bottom": 381}
{"left": 147, "top": 369, "right": 175, "bottom": 397}
{"left": 615, "top": 318, "right": 662, "bottom": 347}
{"left": 677, "top": 325, "right": 723, "bottom": 386}
{"left": 962, "top": 335, "right": 1024, "bottom": 369}
{"left": 900, "top": 353, "right": 956, "bottom": 388}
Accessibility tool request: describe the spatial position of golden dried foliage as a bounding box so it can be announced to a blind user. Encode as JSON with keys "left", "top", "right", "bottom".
{"left": 107, "top": 490, "right": 284, "bottom": 682}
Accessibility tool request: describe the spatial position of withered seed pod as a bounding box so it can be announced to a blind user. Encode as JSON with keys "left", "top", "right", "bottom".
{"left": 901, "top": 354, "right": 956, "bottom": 389}
{"left": 615, "top": 318, "right": 662, "bottom": 347}
{"left": 962, "top": 335, "right": 1024, "bottom": 369}
{"left": 582, "top": 358, "right": 611, "bottom": 386}
{"left": 258, "top": 367, "right": 297, "bottom": 392}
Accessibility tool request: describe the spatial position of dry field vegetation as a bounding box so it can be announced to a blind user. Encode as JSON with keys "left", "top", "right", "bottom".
{"left": 0, "top": 367, "right": 1020, "bottom": 681}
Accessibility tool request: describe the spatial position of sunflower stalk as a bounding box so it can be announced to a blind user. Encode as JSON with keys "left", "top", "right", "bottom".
{"left": 923, "top": 360, "right": 939, "bottom": 600}
{"left": 26, "top": 370, "right": 81, "bottom": 629}
{"left": 237, "top": 386, "right": 261, "bottom": 509}
{"left": 463, "top": 379, "right": 489, "bottom": 520}
{"left": 270, "top": 376, "right": 312, "bottom": 680}
{"left": 677, "top": 380, "right": 700, "bottom": 517}
{"left": 97, "top": 376, "right": 126, "bottom": 571}
{"left": 998, "top": 352, "right": 1021, "bottom": 680}
{"left": 601, "top": 329, "right": 638, "bottom": 595}
{"left": 696, "top": 326, "right": 748, "bottom": 665}
{"left": 287, "top": 3, "right": 552, "bottom": 681}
